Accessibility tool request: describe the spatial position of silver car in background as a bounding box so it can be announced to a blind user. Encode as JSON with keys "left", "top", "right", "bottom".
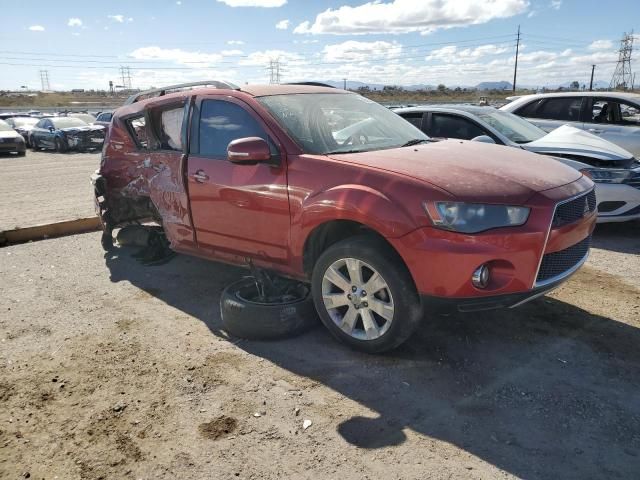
{"left": 394, "top": 105, "right": 640, "bottom": 223}
{"left": 500, "top": 91, "right": 640, "bottom": 159}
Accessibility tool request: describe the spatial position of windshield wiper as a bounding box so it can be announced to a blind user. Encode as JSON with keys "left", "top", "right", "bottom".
{"left": 401, "top": 139, "right": 430, "bottom": 147}
{"left": 324, "top": 148, "right": 368, "bottom": 155}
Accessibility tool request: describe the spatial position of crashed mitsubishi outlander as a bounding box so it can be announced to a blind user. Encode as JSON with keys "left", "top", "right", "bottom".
{"left": 93, "top": 83, "right": 596, "bottom": 353}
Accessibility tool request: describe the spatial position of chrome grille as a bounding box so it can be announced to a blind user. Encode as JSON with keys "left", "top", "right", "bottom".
{"left": 553, "top": 190, "right": 596, "bottom": 227}
{"left": 536, "top": 236, "right": 591, "bottom": 283}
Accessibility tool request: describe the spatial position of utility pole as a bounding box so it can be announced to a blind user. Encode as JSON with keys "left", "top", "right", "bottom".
{"left": 610, "top": 31, "right": 634, "bottom": 90}
{"left": 512, "top": 25, "right": 520, "bottom": 93}
{"left": 589, "top": 64, "right": 596, "bottom": 91}
{"left": 343, "top": 78, "right": 347, "bottom": 90}
{"left": 39, "top": 70, "right": 50, "bottom": 91}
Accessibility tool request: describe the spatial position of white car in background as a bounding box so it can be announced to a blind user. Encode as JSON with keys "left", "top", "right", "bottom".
{"left": 500, "top": 91, "right": 640, "bottom": 159}
{"left": 393, "top": 105, "right": 640, "bottom": 223}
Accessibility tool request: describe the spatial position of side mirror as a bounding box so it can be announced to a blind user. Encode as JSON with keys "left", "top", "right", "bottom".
{"left": 49, "top": 126, "right": 55, "bottom": 132}
{"left": 227, "top": 137, "right": 271, "bottom": 164}
{"left": 471, "top": 135, "right": 496, "bottom": 144}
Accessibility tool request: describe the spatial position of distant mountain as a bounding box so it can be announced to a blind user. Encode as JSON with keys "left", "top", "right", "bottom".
{"left": 475, "top": 81, "right": 513, "bottom": 90}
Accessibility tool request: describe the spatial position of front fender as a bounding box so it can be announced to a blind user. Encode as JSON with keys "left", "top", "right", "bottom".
{"left": 289, "top": 184, "right": 418, "bottom": 268}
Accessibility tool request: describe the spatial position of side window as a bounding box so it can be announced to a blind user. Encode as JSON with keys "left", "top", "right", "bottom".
{"left": 400, "top": 112, "right": 424, "bottom": 130}
{"left": 591, "top": 99, "right": 640, "bottom": 126}
{"left": 43, "top": 120, "right": 52, "bottom": 129}
{"left": 514, "top": 99, "right": 542, "bottom": 117}
{"left": 199, "top": 100, "right": 267, "bottom": 157}
{"left": 126, "top": 116, "right": 149, "bottom": 149}
{"left": 534, "top": 97, "right": 583, "bottom": 121}
{"left": 35, "top": 119, "right": 45, "bottom": 128}
{"left": 152, "top": 107, "right": 183, "bottom": 151}
{"left": 428, "top": 114, "right": 486, "bottom": 140}
{"left": 98, "top": 112, "right": 112, "bottom": 122}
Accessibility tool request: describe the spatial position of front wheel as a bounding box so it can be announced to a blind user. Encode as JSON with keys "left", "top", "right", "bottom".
{"left": 311, "top": 236, "right": 423, "bottom": 353}
{"left": 55, "top": 138, "right": 67, "bottom": 153}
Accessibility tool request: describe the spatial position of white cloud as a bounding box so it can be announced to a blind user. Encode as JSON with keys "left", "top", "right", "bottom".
{"left": 550, "top": 0, "right": 562, "bottom": 9}
{"left": 129, "top": 46, "right": 223, "bottom": 66}
{"left": 72, "top": 32, "right": 81, "bottom": 37}
{"left": 217, "top": 0, "right": 286, "bottom": 7}
{"left": 425, "top": 44, "right": 510, "bottom": 63}
{"left": 227, "top": 40, "right": 245, "bottom": 45}
{"left": 238, "top": 49, "right": 303, "bottom": 66}
{"left": 127, "top": 17, "right": 134, "bottom": 22}
{"left": 176, "top": 1, "right": 182, "bottom": 4}
{"left": 323, "top": 40, "right": 402, "bottom": 62}
{"left": 276, "top": 19, "right": 290, "bottom": 30}
{"left": 28, "top": 25, "right": 45, "bottom": 32}
{"left": 294, "top": 0, "right": 529, "bottom": 35}
{"left": 588, "top": 39, "right": 613, "bottom": 51}
{"left": 221, "top": 49, "right": 244, "bottom": 56}
{"left": 67, "top": 18, "right": 82, "bottom": 27}
{"left": 108, "top": 14, "right": 125, "bottom": 23}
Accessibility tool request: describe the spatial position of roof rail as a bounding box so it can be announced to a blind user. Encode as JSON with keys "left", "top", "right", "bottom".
{"left": 124, "top": 80, "right": 240, "bottom": 105}
{"left": 284, "top": 82, "right": 336, "bottom": 89}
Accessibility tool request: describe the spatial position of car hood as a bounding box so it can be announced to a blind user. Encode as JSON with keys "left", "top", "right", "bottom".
{"left": 0, "top": 130, "right": 21, "bottom": 139}
{"left": 522, "top": 125, "right": 633, "bottom": 162}
{"left": 329, "top": 139, "right": 582, "bottom": 204}
{"left": 60, "top": 125, "right": 105, "bottom": 134}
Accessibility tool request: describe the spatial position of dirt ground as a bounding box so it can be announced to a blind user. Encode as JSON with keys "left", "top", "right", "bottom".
{"left": 0, "top": 150, "right": 99, "bottom": 231}
{"left": 0, "top": 225, "right": 639, "bottom": 480}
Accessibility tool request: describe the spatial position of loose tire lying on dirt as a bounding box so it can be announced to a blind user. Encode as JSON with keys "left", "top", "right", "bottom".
{"left": 220, "top": 277, "right": 318, "bottom": 340}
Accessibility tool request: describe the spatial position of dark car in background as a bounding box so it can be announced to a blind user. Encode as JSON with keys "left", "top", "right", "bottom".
{"left": 0, "top": 119, "right": 26, "bottom": 156}
{"left": 94, "top": 111, "right": 113, "bottom": 129}
{"left": 6, "top": 116, "right": 39, "bottom": 146}
{"left": 30, "top": 116, "right": 105, "bottom": 152}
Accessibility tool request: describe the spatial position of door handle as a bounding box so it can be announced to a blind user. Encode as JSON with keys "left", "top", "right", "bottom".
{"left": 191, "top": 170, "right": 209, "bottom": 183}
{"left": 588, "top": 128, "right": 603, "bottom": 134}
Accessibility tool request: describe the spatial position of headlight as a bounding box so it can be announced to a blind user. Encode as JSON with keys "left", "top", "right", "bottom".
{"left": 581, "top": 168, "right": 632, "bottom": 184}
{"left": 425, "top": 202, "right": 530, "bottom": 233}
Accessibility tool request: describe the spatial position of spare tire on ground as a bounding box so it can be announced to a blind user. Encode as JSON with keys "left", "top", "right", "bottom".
{"left": 220, "top": 276, "right": 318, "bottom": 340}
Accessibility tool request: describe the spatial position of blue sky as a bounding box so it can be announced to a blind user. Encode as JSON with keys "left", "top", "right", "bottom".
{"left": 1, "top": 0, "right": 638, "bottom": 90}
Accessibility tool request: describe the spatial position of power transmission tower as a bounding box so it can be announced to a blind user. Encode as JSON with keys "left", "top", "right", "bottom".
{"left": 610, "top": 31, "right": 634, "bottom": 90}
{"left": 267, "top": 58, "right": 282, "bottom": 84}
{"left": 512, "top": 25, "right": 520, "bottom": 93}
{"left": 39, "top": 70, "right": 50, "bottom": 91}
{"left": 119, "top": 66, "right": 133, "bottom": 90}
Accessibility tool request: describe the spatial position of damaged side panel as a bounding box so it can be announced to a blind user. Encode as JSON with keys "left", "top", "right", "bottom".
{"left": 95, "top": 99, "right": 195, "bottom": 250}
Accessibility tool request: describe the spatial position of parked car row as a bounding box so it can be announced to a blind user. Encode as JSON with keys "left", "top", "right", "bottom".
{"left": 92, "top": 82, "right": 598, "bottom": 352}
{"left": 0, "top": 110, "right": 112, "bottom": 154}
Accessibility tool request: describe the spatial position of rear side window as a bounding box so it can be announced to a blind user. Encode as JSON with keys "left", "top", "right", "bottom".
{"left": 157, "top": 107, "right": 183, "bottom": 151}
{"left": 514, "top": 99, "right": 542, "bottom": 117}
{"left": 126, "top": 116, "right": 148, "bottom": 149}
{"left": 97, "top": 112, "right": 112, "bottom": 122}
{"left": 428, "top": 114, "right": 486, "bottom": 140}
{"left": 531, "top": 97, "right": 583, "bottom": 121}
{"left": 400, "top": 112, "right": 424, "bottom": 130}
{"left": 198, "top": 100, "right": 267, "bottom": 157}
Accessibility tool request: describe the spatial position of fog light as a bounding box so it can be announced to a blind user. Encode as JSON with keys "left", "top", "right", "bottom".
{"left": 472, "top": 264, "right": 490, "bottom": 288}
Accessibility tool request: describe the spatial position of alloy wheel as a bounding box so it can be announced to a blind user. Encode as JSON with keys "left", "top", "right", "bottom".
{"left": 321, "top": 257, "right": 394, "bottom": 341}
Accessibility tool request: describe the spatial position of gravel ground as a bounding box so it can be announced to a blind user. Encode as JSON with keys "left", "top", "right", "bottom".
{"left": 0, "top": 150, "right": 99, "bottom": 231}
{"left": 1, "top": 227, "right": 639, "bottom": 480}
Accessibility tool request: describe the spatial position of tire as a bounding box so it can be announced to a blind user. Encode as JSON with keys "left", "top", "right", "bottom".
{"left": 311, "top": 235, "right": 423, "bottom": 353}
{"left": 55, "top": 138, "right": 66, "bottom": 153}
{"left": 17, "top": 151, "right": 26, "bottom": 157}
{"left": 220, "top": 277, "right": 318, "bottom": 340}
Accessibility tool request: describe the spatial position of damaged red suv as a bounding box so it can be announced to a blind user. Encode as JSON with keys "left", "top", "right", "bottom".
{"left": 93, "top": 82, "right": 596, "bottom": 352}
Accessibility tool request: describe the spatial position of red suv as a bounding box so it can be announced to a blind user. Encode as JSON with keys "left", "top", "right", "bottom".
{"left": 93, "top": 82, "right": 596, "bottom": 352}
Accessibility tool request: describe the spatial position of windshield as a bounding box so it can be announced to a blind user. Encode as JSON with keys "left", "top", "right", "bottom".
{"left": 475, "top": 109, "right": 546, "bottom": 144}
{"left": 0, "top": 120, "right": 12, "bottom": 131}
{"left": 52, "top": 117, "right": 88, "bottom": 129}
{"left": 8, "top": 117, "right": 38, "bottom": 127}
{"left": 258, "top": 93, "right": 429, "bottom": 155}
